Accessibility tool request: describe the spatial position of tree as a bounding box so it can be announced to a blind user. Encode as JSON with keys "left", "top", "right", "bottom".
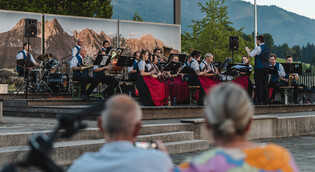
{"left": 133, "top": 12, "right": 143, "bottom": 21}
{"left": 262, "top": 33, "right": 274, "bottom": 52}
{"left": 181, "top": 0, "right": 253, "bottom": 62}
{"left": 0, "top": 0, "right": 113, "bottom": 19}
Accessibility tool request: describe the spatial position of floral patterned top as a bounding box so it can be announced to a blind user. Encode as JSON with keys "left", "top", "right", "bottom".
{"left": 174, "top": 143, "right": 298, "bottom": 172}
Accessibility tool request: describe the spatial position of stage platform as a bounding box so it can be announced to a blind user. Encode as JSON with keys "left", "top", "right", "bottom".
{"left": 2, "top": 99, "right": 315, "bottom": 119}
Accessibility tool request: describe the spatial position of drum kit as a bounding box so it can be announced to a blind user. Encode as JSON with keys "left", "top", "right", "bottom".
{"left": 18, "top": 54, "right": 70, "bottom": 93}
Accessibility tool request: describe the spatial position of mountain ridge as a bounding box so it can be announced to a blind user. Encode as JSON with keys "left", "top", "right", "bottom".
{"left": 112, "top": 0, "right": 315, "bottom": 46}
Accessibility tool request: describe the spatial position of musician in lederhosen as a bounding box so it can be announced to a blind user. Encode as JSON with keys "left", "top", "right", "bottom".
{"left": 72, "top": 38, "right": 83, "bottom": 57}
{"left": 93, "top": 50, "right": 119, "bottom": 98}
{"left": 70, "top": 47, "right": 98, "bottom": 100}
{"left": 16, "top": 43, "right": 39, "bottom": 77}
{"left": 98, "top": 40, "right": 110, "bottom": 55}
{"left": 127, "top": 51, "right": 140, "bottom": 81}
{"left": 233, "top": 55, "right": 253, "bottom": 97}
{"left": 136, "top": 50, "right": 166, "bottom": 106}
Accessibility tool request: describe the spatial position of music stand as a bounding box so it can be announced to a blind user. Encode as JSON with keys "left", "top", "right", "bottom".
{"left": 116, "top": 56, "right": 135, "bottom": 67}
{"left": 268, "top": 66, "right": 278, "bottom": 75}
{"left": 281, "top": 63, "right": 302, "bottom": 75}
{"left": 218, "top": 58, "right": 232, "bottom": 72}
{"left": 164, "top": 61, "right": 181, "bottom": 74}
{"left": 221, "top": 68, "right": 240, "bottom": 82}
{"left": 180, "top": 66, "right": 195, "bottom": 75}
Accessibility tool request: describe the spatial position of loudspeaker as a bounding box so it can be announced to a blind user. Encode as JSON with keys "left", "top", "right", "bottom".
{"left": 24, "top": 19, "right": 37, "bottom": 37}
{"left": 229, "top": 36, "right": 239, "bottom": 51}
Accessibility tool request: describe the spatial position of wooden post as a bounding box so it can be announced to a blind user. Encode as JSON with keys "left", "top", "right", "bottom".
{"left": 174, "top": 0, "right": 181, "bottom": 24}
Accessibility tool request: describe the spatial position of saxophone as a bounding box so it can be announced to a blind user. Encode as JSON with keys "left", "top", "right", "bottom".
{"left": 288, "top": 74, "right": 294, "bottom": 86}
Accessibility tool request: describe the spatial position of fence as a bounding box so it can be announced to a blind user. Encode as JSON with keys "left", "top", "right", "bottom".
{"left": 298, "top": 75, "right": 315, "bottom": 88}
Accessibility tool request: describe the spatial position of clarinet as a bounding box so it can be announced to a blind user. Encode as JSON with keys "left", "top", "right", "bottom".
{"left": 146, "top": 60, "right": 164, "bottom": 83}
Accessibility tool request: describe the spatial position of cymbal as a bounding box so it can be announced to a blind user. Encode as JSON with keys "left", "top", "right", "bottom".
{"left": 37, "top": 53, "right": 54, "bottom": 61}
{"left": 16, "top": 59, "right": 34, "bottom": 67}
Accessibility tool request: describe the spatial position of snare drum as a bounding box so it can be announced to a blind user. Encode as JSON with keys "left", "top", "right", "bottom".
{"left": 44, "top": 59, "right": 59, "bottom": 73}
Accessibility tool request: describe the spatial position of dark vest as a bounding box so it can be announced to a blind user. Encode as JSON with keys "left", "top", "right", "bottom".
{"left": 255, "top": 44, "right": 270, "bottom": 69}
{"left": 16, "top": 51, "right": 28, "bottom": 71}
{"left": 75, "top": 46, "right": 81, "bottom": 56}
{"left": 73, "top": 54, "right": 88, "bottom": 77}
{"left": 270, "top": 62, "right": 280, "bottom": 82}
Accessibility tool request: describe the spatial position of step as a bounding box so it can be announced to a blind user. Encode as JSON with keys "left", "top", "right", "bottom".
{"left": 0, "top": 139, "right": 209, "bottom": 167}
{"left": 0, "top": 123, "right": 194, "bottom": 147}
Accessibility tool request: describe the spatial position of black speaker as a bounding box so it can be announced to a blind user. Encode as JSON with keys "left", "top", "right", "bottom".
{"left": 24, "top": 18, "right": 37, "bottom": 37}
{"left": 229, "top": 36, "right": 239, "bottom": 51}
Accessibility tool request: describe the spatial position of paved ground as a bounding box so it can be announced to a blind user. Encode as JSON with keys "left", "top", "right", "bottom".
{"left": 170, "top": 135, "right": 315, "bottom": 172}
{"left": 1, "top": 113, "right": 315, "bottom": 171}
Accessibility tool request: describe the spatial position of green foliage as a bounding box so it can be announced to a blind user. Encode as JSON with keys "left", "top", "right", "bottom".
{"left": 0, "top": 0, "right": 113, "bottom": 19}
{"left": 181, "top": 0, "right": 254, "bottom": 63}
{"left": 133, "top": 12, "right": 143, "bottom": 21}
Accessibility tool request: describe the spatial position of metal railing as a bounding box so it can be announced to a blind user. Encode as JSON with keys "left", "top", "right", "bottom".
{"left": 298, "top": 75, "right": 315, "bottom": 88}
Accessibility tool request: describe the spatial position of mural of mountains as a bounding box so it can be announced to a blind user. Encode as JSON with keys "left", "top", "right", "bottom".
{"left": 112, "top": 0, "right": 315, "bottom": 46}
{"left": 0, "top": 19, "right": 42, "bottom": 68}
{"left": 0, "top": 18, "right": 173, "bottom": 68}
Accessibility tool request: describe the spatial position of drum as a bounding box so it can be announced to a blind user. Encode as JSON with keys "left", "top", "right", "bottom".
{"left": 30, "top": 69, "right": 41, "bottom": 83}
{"left": 44, "top": 59, "right": 59, "bottom": 73}
{"left": 47, "top": 73, "right": 69, "bottom": 92}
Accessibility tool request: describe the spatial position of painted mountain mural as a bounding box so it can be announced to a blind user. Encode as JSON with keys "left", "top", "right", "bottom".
{"left": 0, "top": 18, "right": 178, "bottom": 69}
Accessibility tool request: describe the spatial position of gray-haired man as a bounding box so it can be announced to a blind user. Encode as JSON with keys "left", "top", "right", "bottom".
{"left": 68, "top": 95, "right": 173, "bottom": 172}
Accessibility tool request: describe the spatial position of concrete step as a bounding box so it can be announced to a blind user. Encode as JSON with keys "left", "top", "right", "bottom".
{"left": 0, "top": 123, "right": 194, "bottom": 147}
{"left": 4, "top": 103, "right": 315, "bottom": 119}
{"left": 0, "top": 139, "right": 209, "bottom": 167}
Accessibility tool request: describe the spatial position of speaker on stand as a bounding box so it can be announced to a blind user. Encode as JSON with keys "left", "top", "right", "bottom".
{"left": 229, "top": 36, "right": 239, "bottom": 62}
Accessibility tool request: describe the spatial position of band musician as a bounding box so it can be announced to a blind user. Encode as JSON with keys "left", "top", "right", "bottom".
{"left": 93, "top": 46, "right": 119, "bottom": 98}
{"left": 165, "top": 55, "right": 189, "bottom": 104}
{"left": 16, "top": 43, "right": 39, "bottom": 77}
{"left": 70, "top": 47, "right": 98, "bottom": 100}
{"left": 72, "top": 38, "right": 83, "bottom": 57}
{"left": 280, "top": 55, "right": 300, "bottom": 104}
{"left": 232, "top": 55, "right": 253, "bottom": 97}
{"left": 127, "top": 51, "right": 140, "bottom": 81}
{"left": 188, "top": 50, "right": 220, "bottom": 105}
{"left": 98, "top": 40, "right": 110, "bottom": 55}
{"left": 246, "top": 35, "right": 270, "bottom": 105}
{"left": 268, "top": 54, "right": 286, "bottom": 103}
{"left": 136, "top": 50, "right": 166, "bottom": 106}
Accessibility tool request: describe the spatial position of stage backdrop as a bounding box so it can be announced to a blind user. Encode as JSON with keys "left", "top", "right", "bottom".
{"left": 119, "top": 20, "right": 181, "bottom": 55}
{"left": 0, "top": 10, "right": 181, "bottom": 84}
{"left": 0, "top": 10, "right": 42, "bottom": 69}
{"left": 44, "top": 14, "right": 118, "bottom": 63}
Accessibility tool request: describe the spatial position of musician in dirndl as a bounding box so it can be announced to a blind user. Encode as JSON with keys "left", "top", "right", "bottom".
{"left": 70, "top": 47, "right": 98, "bottom": 100}
{"left": 165, "top": 55, "right": 189, "bottom": 104}
{"left": 233, "top": 55, "right": 253, "bottom": 97}
{"left": 136, "top": 50, "right": 166, "bottom": 106}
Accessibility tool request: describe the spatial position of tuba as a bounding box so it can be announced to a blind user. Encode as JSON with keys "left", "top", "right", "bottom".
{"left": 109, "top": 50, "right": 122, "bottom": 73}
{"left": 161, "top": 46, "right": 172, "bottom": 62}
